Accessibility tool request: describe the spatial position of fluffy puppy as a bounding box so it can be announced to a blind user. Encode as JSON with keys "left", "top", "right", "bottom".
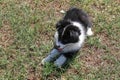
{"left": 42, "top": 7, "right": 93, "bottom": 68}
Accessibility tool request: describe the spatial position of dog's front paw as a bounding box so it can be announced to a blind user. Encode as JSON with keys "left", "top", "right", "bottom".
{"left": 41, "top": 56, "right": 54, "bottom": 65}
{"left": 41, "top": 58, "right": 46, "bottom": 65}
{"left": 41, "top": 58, "right": 50, "bottom": 65}
{"left": 54, "top": 55, "right": 67, "bottom": 68}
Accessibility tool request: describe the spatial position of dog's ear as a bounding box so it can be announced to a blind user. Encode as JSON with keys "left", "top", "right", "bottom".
{"left": 56, "top": 20, "right": 71, "bottom": 29}
{"left": 56, "top": 20, "right": 61, "bottom": 29}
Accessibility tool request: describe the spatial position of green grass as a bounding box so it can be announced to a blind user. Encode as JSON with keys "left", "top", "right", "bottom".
{"left": 0, "top": 0, "right": 120, "bottom": 80}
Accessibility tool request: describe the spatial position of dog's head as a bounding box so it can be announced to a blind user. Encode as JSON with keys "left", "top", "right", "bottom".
{"left": 56, "top": 20, "right": 81, "bottom": 44}
{"left": 54, "top": 8, "right": 91, "bottom": 52}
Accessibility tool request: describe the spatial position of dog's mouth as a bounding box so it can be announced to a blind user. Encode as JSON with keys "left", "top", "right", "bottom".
{"left": 54, "top": 44, "right": 72, "bottom": 52}
{"left": 54, "top": 46, "right": 63, "bottom": 51}
{"left": 54, "top": 45, "right": 64, "bottom": 52}
{"left": 57, "top": 48, "right": 63, "bottom": 51}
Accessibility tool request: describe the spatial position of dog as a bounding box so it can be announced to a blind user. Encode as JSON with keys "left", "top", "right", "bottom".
{"left": 41, "top": 7, "right": 93, "bottom": 68}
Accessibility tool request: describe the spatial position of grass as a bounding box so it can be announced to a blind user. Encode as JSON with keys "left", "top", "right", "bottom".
{"left": 0, "top": 0, "right": 120, "bottom": 80}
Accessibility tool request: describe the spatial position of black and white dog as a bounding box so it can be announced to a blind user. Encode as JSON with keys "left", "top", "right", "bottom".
{"left": 42, "top": 8, "right": 93, "bottom": 68}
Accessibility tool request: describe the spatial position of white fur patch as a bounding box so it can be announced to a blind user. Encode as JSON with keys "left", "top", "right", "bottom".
{"left": 87, "top": 27, "right": 93, "bottom": 36}
{"left": 54, "top": 32, "right": 65, "bottom": 49}
{"left": 72, "top": 22, "right": 86, "bottom": 43}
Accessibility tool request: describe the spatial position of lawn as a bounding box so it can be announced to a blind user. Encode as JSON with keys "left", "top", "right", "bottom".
{"left": 0, "top": 0, "right": 120, "bottom": 80}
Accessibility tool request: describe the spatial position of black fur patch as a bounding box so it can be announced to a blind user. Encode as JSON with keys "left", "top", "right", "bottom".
{"left": 63, "top": 7, "right": 92, "bottom": 28}
{"left": 58, "top": 25, "right": 80, "bottom": 44}
{"left": 56, "top": 7, "right": 92, "bottom": 45}
{"left": 56, "top": 20, "right": 71, "bottom": 29}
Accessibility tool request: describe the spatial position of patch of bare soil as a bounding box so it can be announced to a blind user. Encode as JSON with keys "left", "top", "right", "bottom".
{"left": 0, "top": 25, "right": 14, "bottom": 48}
{"left": 80, "top": 47, "right": 103, "bottom": 67}
{"left": 99, "top": 32, "right": 120, "bottom": 58}
{"left": 79, "top": 32, "right": 120, "bottom": 70}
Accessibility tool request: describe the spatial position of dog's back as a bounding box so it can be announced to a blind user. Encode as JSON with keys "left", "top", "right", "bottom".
{"left": 63, "top": 8, "right": 92, "bottom": 28}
